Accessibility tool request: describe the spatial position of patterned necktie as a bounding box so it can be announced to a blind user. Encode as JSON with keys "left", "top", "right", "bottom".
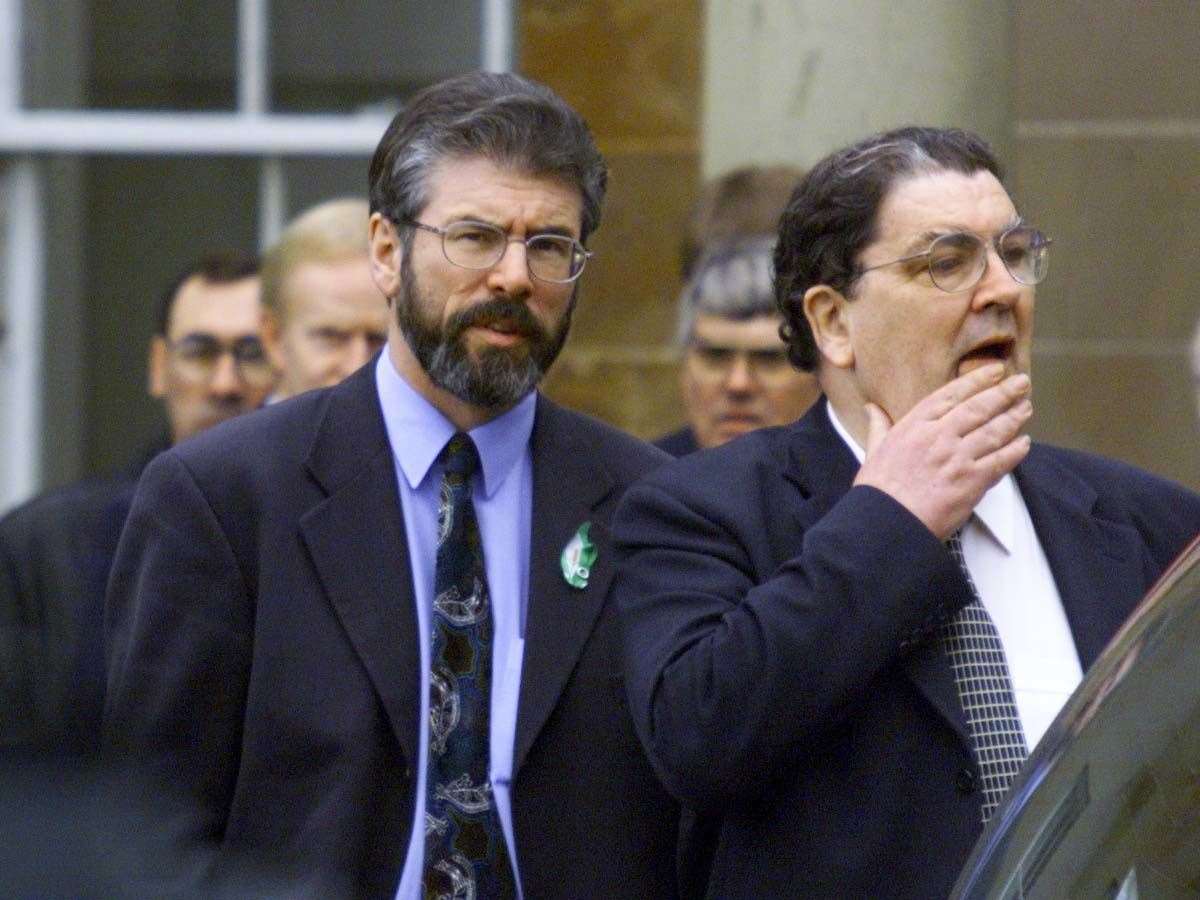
{"left": 939, "top": 530, "right": 1029, "bottom": 824}
{"left": 423, "top": 433, "right": 516, "bottom": 900}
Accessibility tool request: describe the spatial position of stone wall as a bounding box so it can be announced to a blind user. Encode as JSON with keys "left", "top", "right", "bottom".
{"left": 520, "top": 1, "right": 702, "bottom": 441}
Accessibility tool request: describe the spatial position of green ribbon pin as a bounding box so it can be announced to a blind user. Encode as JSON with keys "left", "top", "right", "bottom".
{"left": 560, "top": 522, "right": 597, "bottom": 589}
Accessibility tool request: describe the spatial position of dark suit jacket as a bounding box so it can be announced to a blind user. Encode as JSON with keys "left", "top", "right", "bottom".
{"left": 654, "top": 427, "right": 700, "bottom": 458}
{"left": 0, "top": 443, "right": 163, "bottom": 755}
{"left": 103, "top": 363, "right": 681, "bottom": 899}
{"left": 613, "top": 399, "right": 1200, "bottom": 899}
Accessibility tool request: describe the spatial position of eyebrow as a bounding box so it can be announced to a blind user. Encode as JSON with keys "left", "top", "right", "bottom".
{"left": 447, "top": 216, "right": 579, "bottom": 239}
{"left": 900, "top": 214, "right": 1026, "bottom": 255}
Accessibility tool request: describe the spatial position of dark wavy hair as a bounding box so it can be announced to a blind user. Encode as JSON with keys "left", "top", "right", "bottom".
{"left": 368, "top": 71, "right": 607, "bottom": 244}
{"left": 774, "top": 126, "right": 1002, "bottom": 371}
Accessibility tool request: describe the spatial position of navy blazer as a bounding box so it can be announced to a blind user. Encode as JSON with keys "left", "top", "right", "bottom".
{"left": 104, "top": 363, "right": 681, "bottom": 898}
{"left": 613, "top": 398, "right": 1200, "bottom": 899}
{"left": 0, "top": 440, "right": 164, "bottom": 756}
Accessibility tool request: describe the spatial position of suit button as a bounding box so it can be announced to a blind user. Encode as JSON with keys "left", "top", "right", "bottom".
{"left": 956, "top": 768, "right": 977, "bottom": 794}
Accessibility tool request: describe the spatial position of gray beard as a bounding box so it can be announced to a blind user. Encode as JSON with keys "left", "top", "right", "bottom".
{"left": 394, "top": 260, "right": 574, "bottom": 409}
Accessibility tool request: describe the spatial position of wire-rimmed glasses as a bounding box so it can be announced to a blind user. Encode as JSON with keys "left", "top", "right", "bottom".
{"left": 407, "top": 219, "right": 591, "bottom": 284}
{"left": 859, "top": 224, "right": 1051, "bottom": 293}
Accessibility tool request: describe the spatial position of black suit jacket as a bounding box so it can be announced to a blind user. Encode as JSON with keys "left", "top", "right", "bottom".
{"left": 613, "top": 399, "right": 1200, "bottom": 899}
{"left": 0, "top": 442, "right": 164, "bottom": 755}
{"left": 104, "top": 364, "right": 681, "bottom": 898}
{"left": 654, "top": 426, "right": 700, "bottom": 458}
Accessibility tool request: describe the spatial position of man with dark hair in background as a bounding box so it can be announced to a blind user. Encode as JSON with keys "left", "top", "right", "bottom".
{"left": 0, "top": 249, "right": 271, "bottom": 755}
{"left": 615, "top": 126, "right": 1200, "bottom": 898}
{"left": 104, "top": 72, "right": 681, "bottom": 899}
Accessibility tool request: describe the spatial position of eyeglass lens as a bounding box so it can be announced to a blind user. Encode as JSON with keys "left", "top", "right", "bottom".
{"left": 927, "top": 226, "right": 1049, "bottom": 292}
{"left": 690, "top": 344, "right": 792, "bottom": 380}
{"left": 440, "top": 221, "right": 586, "bottom": 283}
{"left": 173, "top": 335, "right": 274, "bottom": 383}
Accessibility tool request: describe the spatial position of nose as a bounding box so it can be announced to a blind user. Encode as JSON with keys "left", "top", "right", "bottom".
{"left": 208, "top": 351, "right": 243, "bottom": 397}
{"left": 972, "top": 243, "right": 1022, "bottom": 311}
{"left": 724, "top": 353, "right": 756, "bottom": 393}
{"left": 486, "top": 238, "right": 534, "bottom": 297}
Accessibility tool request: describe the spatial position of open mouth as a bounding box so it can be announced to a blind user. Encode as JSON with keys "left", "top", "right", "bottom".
{"left": 958, "top": 337, "right": 1015, "bottom": 373}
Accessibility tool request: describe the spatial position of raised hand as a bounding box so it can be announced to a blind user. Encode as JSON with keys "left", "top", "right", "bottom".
{"left": 853, "top": 362, "right": 1032, "bottom": 539}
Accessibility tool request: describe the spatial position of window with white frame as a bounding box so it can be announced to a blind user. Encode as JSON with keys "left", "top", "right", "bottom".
{"left": 0, "top": 0, "right": 513, "bottom": 511}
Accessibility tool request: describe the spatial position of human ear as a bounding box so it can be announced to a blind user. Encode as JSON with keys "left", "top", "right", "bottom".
{"left": 147, "top": 336, "right": 168, "bottom": 398}
{"left": 368, "top": 213, "right": 402, "bottom": 301}
{"left": 803, "top": 284, "right": 855, "bottom": 369}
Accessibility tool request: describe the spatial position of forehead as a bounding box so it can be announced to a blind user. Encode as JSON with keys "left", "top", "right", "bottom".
{"left": 872, "top": 168, "right": 1017, "bottom": 251}
{"left": 168, "top": 275, "right": 261, "bottom": 338}
{"left": 692, "top": 313, "right": 785, "bottom": 348}
{"left": 420, "top": 155, "right": 584, "bottom": 234}
{"left": 283, "top": 257, "right": 387, "bottom": 326}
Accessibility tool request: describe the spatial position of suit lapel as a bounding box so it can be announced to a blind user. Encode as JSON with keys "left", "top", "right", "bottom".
{"left": 784, "top": 401, "right": 971, "bottom": 745}
{"left": 298, "top": 365, "right": 421, "bottom": 765}
{"left": 513, "top": 397, "right": 615, "bottom": 773}
{"left": 1015, "top": 447, "right": 1151, "bottom": 669}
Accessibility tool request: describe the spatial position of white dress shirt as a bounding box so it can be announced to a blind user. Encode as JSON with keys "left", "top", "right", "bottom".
{"left": 826, "top": 402, "right": 1083, "bottom": 749}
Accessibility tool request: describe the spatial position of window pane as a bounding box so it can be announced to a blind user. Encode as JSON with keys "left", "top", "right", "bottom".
{"left": 269, "top": 1, "right": 483, "bottom": 113}
{"left": 22, "top": 0, "right": 238, "bottom": 110}
{"left": 283, "top": 157, "right": 371, "bottom": 220}
{"left": 82, "top": 156, "right": 257, "bottom": 474}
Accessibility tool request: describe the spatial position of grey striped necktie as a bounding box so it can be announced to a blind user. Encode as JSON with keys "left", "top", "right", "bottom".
{"left": 940, "top": 530, "right": 1029, "bottom": 824}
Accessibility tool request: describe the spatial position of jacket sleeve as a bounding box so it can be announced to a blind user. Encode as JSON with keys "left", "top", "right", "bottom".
{"left": 612, "top": 470, "right": 969, "bottom": 813}
{"left": 102, "top": 450, "right": 253, "bottom": 852}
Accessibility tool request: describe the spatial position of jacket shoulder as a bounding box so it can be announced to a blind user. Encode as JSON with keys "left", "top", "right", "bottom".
{"left": 536, "top": 398, "right": 670, "bottom": 489}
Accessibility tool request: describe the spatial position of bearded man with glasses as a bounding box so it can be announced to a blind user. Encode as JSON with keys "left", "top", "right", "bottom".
{"left": 613, "top": 126, "right": 1200, "bottom": 899}
{"left": 103, "top": 72, "right": 681, "bottom": 899}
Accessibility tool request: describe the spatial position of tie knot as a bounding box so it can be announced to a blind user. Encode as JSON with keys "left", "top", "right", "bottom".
{"left": 440, "top": 433, "right": 480, "bottom": 479}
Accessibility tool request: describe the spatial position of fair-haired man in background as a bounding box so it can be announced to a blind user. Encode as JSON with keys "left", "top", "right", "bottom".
{"left": 261, "top": 197, "right": 389, "bottom": 399}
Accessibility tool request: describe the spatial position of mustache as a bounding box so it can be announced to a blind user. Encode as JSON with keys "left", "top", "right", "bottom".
{"left": 447, "top": 296, "right": 547, "bottom": 343}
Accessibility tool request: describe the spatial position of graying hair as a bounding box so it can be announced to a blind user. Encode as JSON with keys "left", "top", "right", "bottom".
{"left": 368, "top": 72, "right": 607, "bottom": 242}
{"left": 676, "top": 235, "right": 779, "bottom": 345}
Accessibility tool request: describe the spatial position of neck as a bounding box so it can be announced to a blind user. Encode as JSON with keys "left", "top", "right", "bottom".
{"left": 387, "top": 337, "right": 515, "bottom": 432}
{"left": 821, "top": 376, "right": 871, "bottom": 449}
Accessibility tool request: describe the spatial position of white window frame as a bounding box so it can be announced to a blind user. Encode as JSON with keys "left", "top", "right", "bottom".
{"left": 0, "top": 0, "right": 512, "bottom": 510}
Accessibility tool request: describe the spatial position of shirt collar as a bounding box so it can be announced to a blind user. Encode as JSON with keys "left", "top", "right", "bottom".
{"left": 825, "top": 401, "right": 1015, "bottom": 554}
{"left": 375, "top": 348, "right": 536, "bottom": 499}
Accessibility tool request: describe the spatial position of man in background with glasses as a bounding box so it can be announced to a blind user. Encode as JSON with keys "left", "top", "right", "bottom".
{"left": 1, "top": 250, "right": 271, "bottom": 758}
{"left": 104, "top": 72, "right": 681, "bottom": 899}
{"left": 614, "top": 126, "right": 1200, "bottom": 899}
{"left": 659, "top": 235, "right": 819, "bottom": 456}
{"left": 148, "top": 251, "right": 275, "bottom": 440}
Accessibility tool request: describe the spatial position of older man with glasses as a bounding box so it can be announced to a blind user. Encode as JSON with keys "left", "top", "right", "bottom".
{"left": 613, "top": 126, "right": 1200, "bottom": 899}
{"left": 1, "top": 250, "right": 272, "bottom": 758}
